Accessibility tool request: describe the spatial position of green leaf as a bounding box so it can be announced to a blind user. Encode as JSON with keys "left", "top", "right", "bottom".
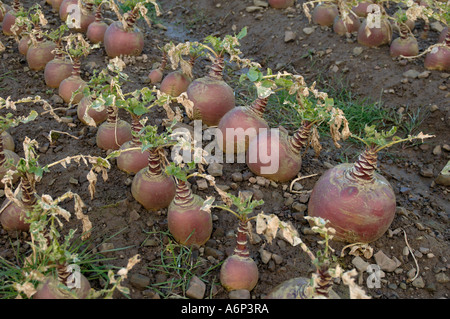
{"left": 236, "top": 27, "right": 247, "bottom": 40}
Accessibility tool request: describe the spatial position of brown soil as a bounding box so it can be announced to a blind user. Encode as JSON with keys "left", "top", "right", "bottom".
{"left": 0, "top": 0, "right": 448, "bottom": 300}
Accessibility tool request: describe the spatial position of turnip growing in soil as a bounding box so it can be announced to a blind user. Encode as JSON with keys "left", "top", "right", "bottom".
{"left": 58, "top": 34, "right": 93, "bottom": 104}
{"left": 160, "top": 43, "right": 202, "bottom": 98}
{"left": 0, "top": 1, "right": 12, "bottom": 22}
{"left": 357, "top": 3, "right": 392, "bottom": 47}
{"left": 424, "top": 35, "right": 450, "bottom": 71}
{"left": 246, "top": 75, "right": 346, "bottom": 183}
{"left": 308, "top": 125, "right": 434, "bottom": 243}
{"left": 217, "top": 67, "right": 303, "bottom": 156}
{"left": 2, "top": 0, "right": 24, "bottom": 36}
{"left": 186, "top": 28, "right": 249, "bottom": 126}
{"left": 164, "top": 163, "right": 213, "bottom": 247}
{"left": 102, "top": 0, "right": 160, "bottom": 58}
{"left": 59, "top": 0, "right": 95, "bottom": 33}
{"left": 148, "top": 47, "right": 168, "bottom": 84}
{"left": 23, "top": 6, "right": 57, "bottom": 71}
{"left": 129, "top": 124, "right": 176, "bottom": 211}
{"left": 331, "top": 1, "right": 362, "bottom": 36}
{"left": 86, "top": 2, "right": 108, "bottom": 44}
{"left": 303, "top": 1, "right": 339, "bottom": 27}
{"left": 207, "top": 193, "right": 263, "bottom": 292}
{"left": 44, "top": 25, "right": 73, "bottom": 89}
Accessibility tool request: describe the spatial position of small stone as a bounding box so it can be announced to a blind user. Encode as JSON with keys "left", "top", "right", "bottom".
{"left": 420, "top": 166, "right": 434, "bottom": 178}
{"left": 403, "top": 69, "right": 421, "bottom": 79}
{"left": 352, "top": 256, "right": 370, "bottom": 272}
{"left": 129, "top": 210, "right": 140, "bottom": 222}
{"left": 186, "top": 276, "right": 206, "bottom": 299}
{"left": 255, "top": 176, "right": 267, "bottom": 186}
{"left": 207, "top": 163, "right": 223, "bottom": 177}
{"left": 302, "top": 27, "right": 315, "bottom": 35}
{"left": 433, "top": 145, "right": 442, "bottom": 156}
{"left": 271, "top": 253, "right": 283, "bottom": 265}
{"left": 353, "top": 47, "right": 363, "bottom": 56}
{"left": 403, "top": 246, "right": 410, "bottom": 256}
{"left": 252, "top": 189, "right": 264, "bottom": 200}
{"left": 435, "top": 273, "right": 449, "bottom": 283}
{"left": 284, "top": 197, "right": 294, "bottom": 206}
{"left": 292, "top": 182, "right": 303, "bottom": 191}
{"left": 129, "top": 273, "right": 150, "bottom": 290}
{"left": 430, "top": 21, "right": 444, "bottom": 32}
{"left": 204, "top": 247, "right": 224, "bottom": 260}
{"left": 124, "top": 178, "right": 133, "bottom": 186}
{"left": 50, "top": 94, "right": 64, "bottom": 105}
{"left": 374, "top": 250, "right": 398, "bottom": 272}
{"left": 407, "top": 268, "right": 417, "bottom": 280}
{"left": 412, "top": 276, "right": 425, "bottom": 288}
{"left": 419, "top": 247, "right": 430, "bottom": 254}
{"left": 229, "top": 289, "right": 250, "bottom": 299}
{"left": 292, "top": 202, "right": 307, "bottom": 213}
{"left": 246, "top": 5, "right": 263, "bottom": 13}
{"left": 442, "top": 144, "right": 450, "bottom": 152}
{"left": 69, "top": 177, "right": 79, "bottom": 185}
{"left": 196, "top": 179, "right": 208, "bottom": 191}
{"left": 260, "top": 249, "right": 272, "bottom": 264}
{"left": 249, "top": 177, "right": 257, "bottom": 184}
{"left": 284, "top": 30, "right": 296, "bottom": 42}
{"left": 231, "top": 172, "right": 243, "bottom": 182}
{"left": 253, "top": 0, "right": 269, "bottom": 7}
{"left": 429, "top": 104, "right": 439, "bottom": 112}
{"left": 415, "top": 222, "right": 426, "bottom": 231}
{"left": 418, "top": 71, "right": 431, "bottom": 79}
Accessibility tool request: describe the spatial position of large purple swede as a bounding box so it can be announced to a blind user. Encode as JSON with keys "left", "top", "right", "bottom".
{"left": 187, "top": 56, "right": 235, "bottom": 127}
{"left": 167, "top": 180, "right": 212, "bottom": 246}
{"left": 131, "top": 149, "right": 176, "bottom": 211}
{"left": 246, "top": 121, "right": 313, "bottom": 183}
{"left": 220, "top": 220, "right": 258, "bottom": 292}
{"left": 307, "top": 148, "right": 396, "bottom": 243}
{"left": 217, "top": 96, "right": 270, "bottom": 155}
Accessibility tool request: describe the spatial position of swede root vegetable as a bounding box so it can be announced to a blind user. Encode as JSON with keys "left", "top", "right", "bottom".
{"left": 77, "top": 96, "right": 107, "bottom": 125}
{"left": 58, "top": 59, "right": 87, "bottom": 104}
{"left": 246, "top": 121, "right": 313, "bottom": 183}
{"left": 96, "top": 106, "right": 132, "bottom": 150}
{"left": 160, "top": 70, "right": 193, "bottom": 97}
{"left": 26, "top": 31, "right": 56, "bottom": 71}
{"left": 217, "top": 194, "right": 263, "bottom": 292}
{"left": 148, "top": 49, "right": 167, "bottom": 84}
{"left": 131, "top": 148, "right": 176, "bottom": 211}
{"left": 357, "top": 14, "right": 392, "bottom": 47}
{"left": 333, "top": 12, "right": 361, "bottom": 36}
{"left": 312, "top": 3, "right": 339, "bottom": 27}
{"left": 86, "top": 4, "right": 108, "bottom": 44}
{"left": 116, "top": 114, "right": 149, "bottom": 174}
{"left": 389, "top": 25, "right": 419, "bottom": 57}
{"left": 58, "top": 34, "right": 92, "bottom": 104}
{"left": 102, "top": 0, "right": 160, "bottom": 58}
{"left": 2, "top": 0, "right": 22, "bottom": 36}
{"left": 424, "top": 35, "right": 450, "bottom": 71}
{"left": 0, "top": 2, "right": 12, "bottom": 22}
{"left": 51, "top": 0, "right": 64, "bottom": 12}
{"left": 187, "top": 54, "right": 235, "bottom": 126}
{"left": 308, "top": 126, "right": 434, "bottom": 243}
{"left": 352, "top": 1, "right": 373, "bottom": 17}
{"left": 218, "top": 95, "right": 270, "bottom": 155}
{"left": 33, "top": 270, "right": 91, "bottom": 299}
{"left": 167, "top": 180, "right": 212, "bottom": 246}
{"left": 268, "top": 0, "right": 294, "bottom": 9}
{"left": 44, "top": 52, "right": 73, "bottom": 89}
{"left": 18, "top": 35, "right": 30, "bottom": 55}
